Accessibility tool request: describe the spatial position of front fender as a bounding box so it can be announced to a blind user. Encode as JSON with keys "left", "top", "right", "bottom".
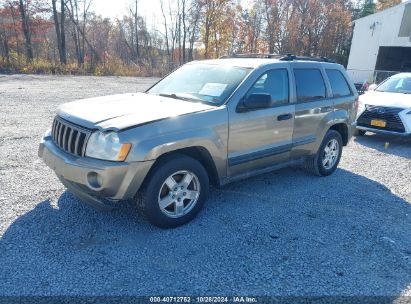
{"left": 143, "top": 129, "right": 227, "bottom": 180}
{"left": 120, "top": 108, "right": 229, "bottom": 181}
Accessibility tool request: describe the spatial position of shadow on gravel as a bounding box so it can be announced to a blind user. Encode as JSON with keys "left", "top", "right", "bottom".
{"left": 0, "top": 169, "right": 410, "bottom": 296}
{"left": 354, "top": 133, "right": 411, "bottom": 159}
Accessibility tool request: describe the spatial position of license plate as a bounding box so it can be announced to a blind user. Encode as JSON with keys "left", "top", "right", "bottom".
{"left": 370, "top": 119, "right": 386, "bottom": 127}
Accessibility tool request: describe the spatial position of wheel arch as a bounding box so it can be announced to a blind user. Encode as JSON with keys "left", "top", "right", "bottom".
{"left": 141, "top": 146, "right": 222, "bottom": 189}
{"left": 329, "top": 123, "right": 349, "bottom": 146}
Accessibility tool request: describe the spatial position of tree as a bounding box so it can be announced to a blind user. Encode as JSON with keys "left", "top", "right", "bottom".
{"left": 360, "top": 0, "right": 376, "bottom": 18}
{"left": 0, "top": 0, "right": 358, "bottom": 75}
{"left": 66, "top": 0, "right": 94, "bottom": 65}
{"left": 160, "top": 0, "right": 172, "bottom": 68}
{"left": 376, "top": 0, "right": 401, "bottom": 11}
{"left": 0, "top": 5, "right": 13, "bottom": 64}
{"left": 236, "top": 4, "right": 263, "bottom": 54}
{"left": 200, "top": 0, "right": 234, "bottom": 58}
{"left": 18, "top": 0, "right": 33, "bottom": 61}
{"left": 52, "top": 0, "right": 66, "bottom": 64}
{"left": 1, "top": 2, "right": 24, "bottom": 64}
{"left": 129, "top": 0, "right": 140, "bottom": 61}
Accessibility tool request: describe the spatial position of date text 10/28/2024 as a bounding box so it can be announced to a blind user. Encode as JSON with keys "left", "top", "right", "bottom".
{"left": 149, "top": 296, "right": 258, "bottom": 303}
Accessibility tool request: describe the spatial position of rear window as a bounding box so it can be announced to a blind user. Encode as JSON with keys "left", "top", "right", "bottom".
{"left": 294, "top": 69, "right": 326, "bottom": 102}
{"left": 326, "top": 69, "right": 351, "bottom": 97}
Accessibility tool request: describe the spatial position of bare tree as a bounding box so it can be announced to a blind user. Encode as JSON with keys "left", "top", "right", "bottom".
{"left": 187, "top": 0, "right": 201, "bottom": 61}
{"left": 18, "top": 0, "right": 33, "bottom": 61}
{"left": 52, "top": 0, "right": 66, "bottom": 64}
{"left": 160, "top": 0, "right": 172, "bottom": 69}
{"left": 65, "top": 0, "right": 100, "bottom": 63}
{"left": 129, "top": 0, "right": 140, "bottom": 61}
{"left": 66, "top": 0, "right": 92, "bottom": 65}
{"left": 0, "top": 0, "right": 354, "bottom": 75}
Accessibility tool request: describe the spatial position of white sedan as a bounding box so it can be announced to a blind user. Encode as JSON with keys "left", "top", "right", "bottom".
{"left": 356, "top": 73, "right": 411, "bottom": 136}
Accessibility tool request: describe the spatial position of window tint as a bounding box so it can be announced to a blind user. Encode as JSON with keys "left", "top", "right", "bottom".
{"left": 294, "top": 69, "right": 326, "bottom": 102}
{"left": 326, "top": 69, "right": 351, "bottom": 97}
{"left": 248, "top": 69, "right": 289, "bottom": 106}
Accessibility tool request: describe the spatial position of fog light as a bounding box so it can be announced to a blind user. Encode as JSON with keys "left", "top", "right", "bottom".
{"left": 87, "top": 172, "right": 103, "bottom": 189}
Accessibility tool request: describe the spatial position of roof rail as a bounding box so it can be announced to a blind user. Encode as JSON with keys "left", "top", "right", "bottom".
{"left": 279, "top": 54, "right": 335, "bottom": 63}
{"left": 220, "top": 53, "right": 283, "bottom": 59}
{"left": 219, "top": 53, "right": 335, "bottom": 63}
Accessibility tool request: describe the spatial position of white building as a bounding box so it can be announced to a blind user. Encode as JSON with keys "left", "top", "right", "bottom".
{"left": 347, "top": 0, "right": 411, "bottom": 84}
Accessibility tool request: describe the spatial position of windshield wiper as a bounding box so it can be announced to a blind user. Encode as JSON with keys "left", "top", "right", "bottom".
{"left": 158, "top": 93, "right": 195, "bottom": 101}
{"left": 158, "top": 93, "right": 203, "bottom": 102}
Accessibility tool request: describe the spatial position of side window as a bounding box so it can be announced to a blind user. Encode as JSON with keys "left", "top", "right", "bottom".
{"left": 294, "top": 69, "right": 326, "bottom": 102}
{"left": 248, "top": 69, "right": 289, "bottom": 106}
{"left": 326, "top": 69, "right": 352, "bottom": 98}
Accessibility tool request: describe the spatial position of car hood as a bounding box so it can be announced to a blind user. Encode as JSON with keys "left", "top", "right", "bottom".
{"left": 359, "top": 91, "right": 411, "bottom": 109}
{"left": 57, "top": 93, "right": 215, "bottom": 130}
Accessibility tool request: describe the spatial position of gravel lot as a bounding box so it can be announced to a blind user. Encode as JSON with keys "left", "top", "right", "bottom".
{"left": 0, "top": 75, "right": 410, "bottom": 298}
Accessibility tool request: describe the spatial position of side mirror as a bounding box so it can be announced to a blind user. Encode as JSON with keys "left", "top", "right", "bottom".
{"left": 238, "top": 93, "right": 272, "bottom": 112}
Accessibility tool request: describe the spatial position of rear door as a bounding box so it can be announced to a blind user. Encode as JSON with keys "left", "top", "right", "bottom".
{"left": 227, "top": 65, "right": 295, "bottom": 177}
{"left": 290, "top": 63, "right": 334, "bottom": 159}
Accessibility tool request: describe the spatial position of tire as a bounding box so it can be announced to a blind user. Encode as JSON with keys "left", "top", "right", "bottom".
{"left": 136, "top": 154, "right": 209, "bottom": 228}
{"left": 305, "top": 130, "right": 343, "bottom": 176}
{"left": 354, "top": 129, "right": 366, "bottom": 136}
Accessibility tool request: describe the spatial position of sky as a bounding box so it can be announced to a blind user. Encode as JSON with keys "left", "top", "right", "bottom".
{"left": 92, "top": 0, "right": 409, "bottom": 28}
{"left": 92, "top": 0, "right": 254, "bottom": 28}
{"left": 92, "top": 0, "right": 162, "bottom": 28}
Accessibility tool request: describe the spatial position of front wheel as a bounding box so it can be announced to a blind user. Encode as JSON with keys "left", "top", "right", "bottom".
{"left": 136, "top": 154, "right": 209, "bottom": 228}
{"left": 305, "top": 130, "right": 343, "bottom": 176}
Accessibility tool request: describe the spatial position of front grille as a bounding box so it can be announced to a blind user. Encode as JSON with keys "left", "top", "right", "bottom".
{"left": 51, "top": 116, "right": 91, "bottom": 156}
{"left": 357, "top": 105, "right": 405, "bottom": 133}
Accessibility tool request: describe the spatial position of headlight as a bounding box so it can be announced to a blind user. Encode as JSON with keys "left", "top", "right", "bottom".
{"left": 85, "top": 131, "right": 131, "bottom": 161}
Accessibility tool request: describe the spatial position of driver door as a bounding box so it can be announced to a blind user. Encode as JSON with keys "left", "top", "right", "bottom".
{"left": 227, "top": 67, "right": 295, "bottom": 177}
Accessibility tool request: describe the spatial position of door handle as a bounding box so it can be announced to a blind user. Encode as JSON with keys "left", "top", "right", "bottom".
{"left": 277, "top": 113, "right": 293, "bottom": 121}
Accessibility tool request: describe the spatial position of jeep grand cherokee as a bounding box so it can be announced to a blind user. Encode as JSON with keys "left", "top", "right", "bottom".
{"left": 39, "top": 54, "right": 358, "bottom": 228}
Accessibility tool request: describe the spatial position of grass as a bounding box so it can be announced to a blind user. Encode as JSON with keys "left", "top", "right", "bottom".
{"left": 0, "top": 55, "right": 166, "bottom": 77}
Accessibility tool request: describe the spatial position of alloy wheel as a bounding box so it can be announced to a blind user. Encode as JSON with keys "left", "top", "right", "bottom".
{"left": 322, "top": 138, "right": 339, "bottom": 170}
{"left": 158, "top": 170, "right": 201, "bottom": 218}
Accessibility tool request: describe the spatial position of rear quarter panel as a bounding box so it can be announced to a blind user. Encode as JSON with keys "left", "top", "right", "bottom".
{"left": 327, "top": 65, "right": 359, "bottom": 141}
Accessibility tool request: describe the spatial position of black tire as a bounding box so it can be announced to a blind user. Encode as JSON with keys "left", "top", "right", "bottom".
{"left": 136, "top": 154, "right": 209, "bottom": 228}
{"left": 354, "top": 129, "right": 366, "bottom": 136}
{"left": 305, "top": 130, "right": 343, "bottom": 176}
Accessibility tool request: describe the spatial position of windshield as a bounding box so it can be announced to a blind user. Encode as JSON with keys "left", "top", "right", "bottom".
{"left": 147, "top": 63, "right": 251, "bottom": 105}
{"left": 375, "top": 75, "right": 411, "bottom": 94}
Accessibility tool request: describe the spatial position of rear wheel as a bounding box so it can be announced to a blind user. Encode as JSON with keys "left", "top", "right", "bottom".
{"left": 305, "top": 130, "right": 343, "bottom": 176}
{"left": 136, "top": 154, "right": 209, "bottom": 228}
